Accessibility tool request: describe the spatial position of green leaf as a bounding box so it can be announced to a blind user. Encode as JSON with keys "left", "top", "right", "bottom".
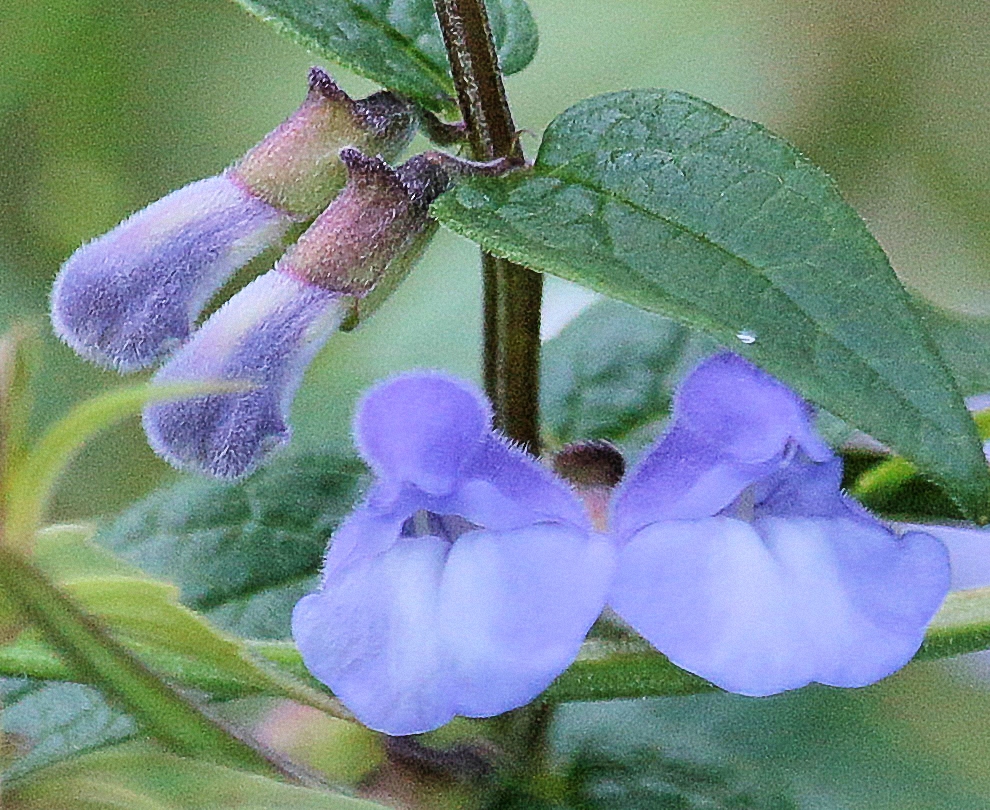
{"left": 0, "top": 543, "right": 282, "bottom": 775}
{"left": 433, "top": 90, "right": 990, "bottom": 522}
{"left": 5, "top": 380, "right": 245, "bottom": 553}
{"left": 233, "top": 0, "right": 538, "bottom": 112}
{"left": 6, "top": 740, "right": 389, "bottom": 809}
{"left": 911, "top": 294, "right": 990, "bottom": 398}
{"left": 541, "top": 297, "right": 716, "bottom": 446}
{"left": 98, "top": 452, "right": 366, "bottom": 639}
{"left": 1, "top": 678, "right": 136, "bottom": 781}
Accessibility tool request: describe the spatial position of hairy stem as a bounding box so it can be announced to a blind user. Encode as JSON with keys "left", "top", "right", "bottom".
{"left": 433, "top": 0, "right": 542, "bottom": 453}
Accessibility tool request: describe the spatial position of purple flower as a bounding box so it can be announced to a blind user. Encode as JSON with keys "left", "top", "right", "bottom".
{"left": 142, "top": 270, "right": 347, "bottom": 479}
{"left": 51, "top": 176, "right": 293, "bottom": 372}
{"left": 50, "top": 68, "right": 416, "bottom": 372}
{"left": 291, "top": 372, "right": 615, "bottom": 735}
{"left": 141, "top": 148, "right": 467, "bottom": 478}
{"left": 607, "top": 352, "right": 951, "bottom": 695}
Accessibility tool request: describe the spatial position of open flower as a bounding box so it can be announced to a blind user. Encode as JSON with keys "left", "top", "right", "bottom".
{"left": 292, "top": 372, "right": 614, "bottom": 735}
{"left": 607, "top": 352, "right": 951, "bottom": 695}
{"left": 51, "top": 68, "right": 416, "bottom": 372}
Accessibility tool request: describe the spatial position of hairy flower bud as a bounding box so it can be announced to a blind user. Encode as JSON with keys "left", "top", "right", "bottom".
{"left": 141, "top": 148, "right": 518, "bottom": 479}
{"left": 282, "top": 147, "right": 521, "bottom": 324}
{"left": 51, "top": 68, "right": 417, "bottom": 372}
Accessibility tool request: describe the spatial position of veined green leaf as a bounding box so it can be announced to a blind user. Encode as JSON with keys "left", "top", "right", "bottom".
{"left": 98, "top": 452, "right": 366, "bottom": 640}
{"left": 233, "top": 0, "right": 538, "bottom": 112}
{"left": 433, "top": 90, "right": 990, "bottom": 522}
{"left": 5, "top": 740, "right": 388, "bottom": 809}
{"left": 1, "top": 678, "right": 136, "bottom": 781}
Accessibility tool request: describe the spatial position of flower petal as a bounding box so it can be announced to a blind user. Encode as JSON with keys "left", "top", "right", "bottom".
{"left": 51, "top": 175, "right": 292, "bottom": 372}
{"left": 292, "top": 536, "right": 454, "bottom": 736}
{"left": 609, "top": 515, "right": 949, "bottom": 695}
{"left": 611, "top": 352, "right": 832, "bottom": 538}
{"left": 143, "top": 270, "right": 346, "bottom": 478}
{"left": 353, "top": 372, "right": 492, "bottom": 495}
{"left": 440, "top": 523, "right": 614, "bottom": 716}
{"left": 673, "top": 352, "right": 831, "bottom": 464}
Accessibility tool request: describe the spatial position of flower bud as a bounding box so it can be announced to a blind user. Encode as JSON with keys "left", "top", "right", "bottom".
{"left": 282, "top": 147, "right": 520, "bottom": 325}
{"left": 51, "top": 68, "right": 417, "bottom": 372}
{"left": 142, "top": 270, "right": 348, "bottom": 478}
{"left": 142, "top": 147, "right": 522, "bottom": 479}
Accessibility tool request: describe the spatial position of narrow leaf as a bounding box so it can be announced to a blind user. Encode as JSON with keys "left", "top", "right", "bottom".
{"left": 4, "top": 380, "right": 245, "bottom": 553}
{"left": 433, "top": 90, "right": 990, "bottom": 522}
{"left": 233, "top": 0, "right": 538, "bottom": 112}
{"left": 6, "top": 740, "right": 388, "bottom": 809}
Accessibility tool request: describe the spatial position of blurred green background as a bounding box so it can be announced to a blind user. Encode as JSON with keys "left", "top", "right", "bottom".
{"left": 4, "top": 0, "right": 990, "bottom": 805}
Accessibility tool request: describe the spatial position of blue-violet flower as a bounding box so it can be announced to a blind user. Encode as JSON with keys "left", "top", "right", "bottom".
{"left": 292, "top": 372, "right": 615, "bottom": 735}
{"left": 607, "top": 352, "right": 951, "bottom": 695}
{"left": 51, "top": 68, "right": 416, "bottom": 372}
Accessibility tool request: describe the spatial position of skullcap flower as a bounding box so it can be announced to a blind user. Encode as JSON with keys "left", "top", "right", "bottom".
{"left": 292, "top": 372, "right": 615, "bottom": 735}
{"left": 608, "top": 352, "right": 951, "bottom": 695}
{"left": 51, "top": 68, "right": 416, "bottom": 372}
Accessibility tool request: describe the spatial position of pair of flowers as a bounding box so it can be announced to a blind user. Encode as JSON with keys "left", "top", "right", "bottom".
{"left": 51, "top": 68, "right": 510, "bottom": 479}
{"left": 292, "top": 352, "right": 951, "bottom": 735}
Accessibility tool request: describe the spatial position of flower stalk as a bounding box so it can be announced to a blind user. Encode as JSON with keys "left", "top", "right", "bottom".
{"left": 433, "top": 0, "right": 543, "bottom": 454}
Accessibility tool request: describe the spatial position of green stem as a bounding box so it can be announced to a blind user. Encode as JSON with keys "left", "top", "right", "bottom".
{"left": 0, "top": 542, "right": 296, "bottom": 780}
{"left": 433, "top": 0, "right": 542, "bottom": 453}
